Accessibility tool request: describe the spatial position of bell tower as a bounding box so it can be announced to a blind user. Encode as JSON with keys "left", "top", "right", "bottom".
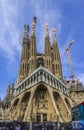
{"left": 29, "top": 21, "right": 37, "bottom": 73}
{"left": 17, "top": 25, "right": 30, "bottom": 84}
{"left": 44, "top": 23, "right": 52, "bottom": 72}
{"left": 52, "top": 28, "right": 63, "bottom": 80}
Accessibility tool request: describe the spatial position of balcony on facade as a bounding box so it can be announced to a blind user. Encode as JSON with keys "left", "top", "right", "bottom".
{"left": 15, "top": 66, "right": 69, "bottom": 97}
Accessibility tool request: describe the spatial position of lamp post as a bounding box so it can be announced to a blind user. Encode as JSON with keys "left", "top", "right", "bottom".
{"left": 57, "top": 116, "right": 60, "bottom": 130}
{"left": 30, "top": 114, "right": 33, "bottom": 130}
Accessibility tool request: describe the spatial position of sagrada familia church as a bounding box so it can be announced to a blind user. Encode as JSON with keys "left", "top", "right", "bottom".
{"left": 0, "top": 17, "right": 84, "bottom": 122}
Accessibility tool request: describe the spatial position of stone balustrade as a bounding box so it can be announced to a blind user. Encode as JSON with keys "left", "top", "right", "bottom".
{"left": 15, "top": 66, "right": 69, "bottom": 96}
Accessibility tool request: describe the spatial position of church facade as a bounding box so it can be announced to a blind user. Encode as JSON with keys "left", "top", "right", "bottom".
{"left": 1, "top": 18, "right": 84, "bottom": 122}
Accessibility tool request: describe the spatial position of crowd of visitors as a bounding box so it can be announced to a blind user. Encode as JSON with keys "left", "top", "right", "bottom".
{"left": 0, "top": 121, "right": 72, "bottom": 130}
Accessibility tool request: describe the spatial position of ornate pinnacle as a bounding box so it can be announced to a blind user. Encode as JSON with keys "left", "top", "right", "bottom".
{"left": 45, "top": 23, "right": 48, "bottom": 32}
{"left": 32, "top": 22, "right": 35, "bottom": 32}
{"left": 22, "top": 24, "right": 30, "bottom": 45}
{"left": 52, "top": 28, "right": 56, "bottom": 41}
{"left": 33, "top": 16, "right": 37, "bottom": 24}
{"left": 52, "top": 28, "right": 56, "bottom": 35}
{"left": 24, "top": 24, "right": 29, "bottom": 32}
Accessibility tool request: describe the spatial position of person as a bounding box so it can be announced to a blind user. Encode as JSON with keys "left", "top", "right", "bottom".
{"left": 61, "top": 127, "right": 64, "bottom": 130}
{"left": 15, "top": 124, "right": 21, "bottom": 130}
{"left": 42, "top": 125, "right": 45, "bottom": 130}
{"left": 57, "top": 122, "right": 60, "bottom": 130}
{"left": 10, "top": 126, "right": 14, "bottom": 130}
{"left": 42, "top": 123, "right": 48, "bottom": 130}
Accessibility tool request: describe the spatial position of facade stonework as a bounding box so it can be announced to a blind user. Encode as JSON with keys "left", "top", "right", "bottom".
{"left": 0, "top": 21, "right": 84, "bottom": 122}
{"left": 17, "top": 23, "right": 62, "bottom": 84}
{"left": 5, "top": 66, "right": 73, "bottom": 122}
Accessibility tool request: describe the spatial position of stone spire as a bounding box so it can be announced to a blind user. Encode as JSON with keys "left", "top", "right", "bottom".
{"left": 52, "top": 28, "right": 57, "bottom": 42}
{"left": 31, "top": 22, "right": 35, "bottom": 36}
{"left": 52, "top": 28, "right": 63, "bottom": 80}
{"left": 17, "top": 24, "right": 30, "bottom": 84}
{"left": 22, "top": 24, "right": 30, "bottom": 44}
{"left": 44, "top": 23, "right": 52, "bottom": 72}
{"left": 29, "top": 21, "right": 37, "bottom": 73}
{"left": 6, "top": 85, "right": 11, "bottom": 100}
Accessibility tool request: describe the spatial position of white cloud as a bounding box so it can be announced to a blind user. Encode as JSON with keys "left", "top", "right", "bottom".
{"left": 29, "top": 1, "right": 62, "bottom": 53}
{"left": 0, "top": 0, "right": 62, "bottom": 60}
{"left": 0, "top": 0, "right": 21, "bottom": 62}
{"left": 77, "top": 73, "right": 84, "bottom": 85}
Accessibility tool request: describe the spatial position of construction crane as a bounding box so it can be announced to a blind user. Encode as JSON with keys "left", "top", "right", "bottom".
{"left": 65, "top": 40, "right": 75, "bottom": 78}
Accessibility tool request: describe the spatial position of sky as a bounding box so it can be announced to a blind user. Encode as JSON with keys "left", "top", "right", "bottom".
{"left": 0, "top": 0, "right": 84, "bottom": 99}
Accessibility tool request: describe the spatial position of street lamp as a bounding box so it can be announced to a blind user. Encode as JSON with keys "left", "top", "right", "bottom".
{"left": 57, "top": 116, "right": 60, "bottom": 130}
{"left": 30, "top": 114, "right": 33, "bottom": 130}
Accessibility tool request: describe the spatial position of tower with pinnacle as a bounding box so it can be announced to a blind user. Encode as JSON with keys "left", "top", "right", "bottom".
{"left": 52, "top": 28, "right": 62, "bottom": 80}
{"left": 29, "top": 22, "right": 36, "bottom": 73}
{"left": 44, "top": 23, "right": 52, "bottom": 72}
{"left": 17, "top": 21, "right": 63, "bottom": 84}
{"left": 3, "top": 18, "right": 78, "bottom": 123}
{"left": 17, "top": 25, "right": 30, "bottom": 83}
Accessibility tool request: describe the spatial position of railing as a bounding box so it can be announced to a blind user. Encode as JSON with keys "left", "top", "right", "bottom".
{"left": 15, "top": 66, "right": 69, "bottom": 97}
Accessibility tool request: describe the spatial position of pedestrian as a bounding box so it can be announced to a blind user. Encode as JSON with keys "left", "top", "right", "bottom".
{"left": 42, "top": 122, "right": 48, "bottom": 130}
{"left": 42, "top": 125, "right": 45, "bottom": 130}
{"left": 61, "top": 127, "right": 64, "bottom": 130}
{"left": 15, "top": 124, "right": 21, "bottom": 130}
